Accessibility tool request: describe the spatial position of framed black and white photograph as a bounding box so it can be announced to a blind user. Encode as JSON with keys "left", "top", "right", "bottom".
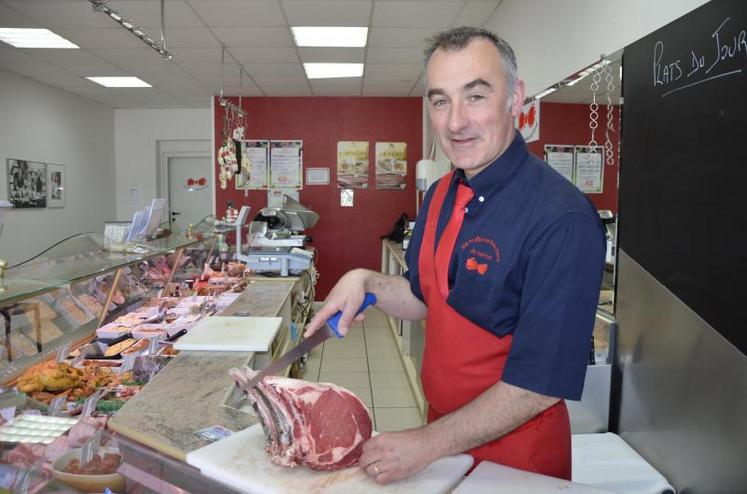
{"left": 47, "top": 163, "right": 65, "bottom": 208}
{"left": 6, "top": 159, "right": 47, "bottom": 208}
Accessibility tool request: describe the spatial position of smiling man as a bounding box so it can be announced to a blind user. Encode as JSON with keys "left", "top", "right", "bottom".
{"left": 305, "top": 26, "right": 606, "bottom": 483}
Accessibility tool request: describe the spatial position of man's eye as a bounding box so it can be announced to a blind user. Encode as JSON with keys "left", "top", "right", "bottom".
{"left": 431, "top": 98, "right": 447, "bottom": 108}
{"left": 468, "top": 94, "right": 486, "bottom": 102}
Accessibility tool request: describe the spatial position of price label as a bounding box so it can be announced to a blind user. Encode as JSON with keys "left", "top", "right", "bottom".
{"left": 48, "top": 396, "right": 66, "bottom": 417}
{"left": 82, "top": 389, "right": 105, "bottom": 418}
{"left": 56, "top": 343, "right": 71, "bottom": 363}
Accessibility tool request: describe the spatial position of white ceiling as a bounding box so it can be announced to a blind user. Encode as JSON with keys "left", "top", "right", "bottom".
{"left": 0, "top": 0, "right": 505, "bottom": 108}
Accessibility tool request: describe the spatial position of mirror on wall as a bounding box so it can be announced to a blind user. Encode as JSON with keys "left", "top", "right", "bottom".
{"left": 524, "top": 53, "right": 623, "bottom": 314}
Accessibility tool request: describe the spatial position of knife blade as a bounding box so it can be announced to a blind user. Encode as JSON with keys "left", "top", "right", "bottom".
{"left": 237, "top": 292, "right": 376, "bottom": 395}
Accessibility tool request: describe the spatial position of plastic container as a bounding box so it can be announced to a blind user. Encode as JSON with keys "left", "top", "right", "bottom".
{"left": 51, "top": 446, "right": 126, "bottom": 493}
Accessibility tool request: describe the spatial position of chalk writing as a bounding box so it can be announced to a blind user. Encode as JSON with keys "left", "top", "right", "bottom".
{"left": 652, "top": 16, "right": 745, "bottom": 97}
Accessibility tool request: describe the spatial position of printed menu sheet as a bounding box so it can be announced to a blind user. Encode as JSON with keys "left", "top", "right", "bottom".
{"left": 270, "top": 140, "right": 303, "bottom": 189}
{"left": 574, "top": 145, "right": 604, "bottom": 193}
{"left": 237, "top": 140, "right": 269, "bottom": 190}
{"left": 544, "top": 144, "right": 575, "bottom": 183}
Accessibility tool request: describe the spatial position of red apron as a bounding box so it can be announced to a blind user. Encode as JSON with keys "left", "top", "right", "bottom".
{"left": 418, "top": 171, "right": 571, "bottom": 480}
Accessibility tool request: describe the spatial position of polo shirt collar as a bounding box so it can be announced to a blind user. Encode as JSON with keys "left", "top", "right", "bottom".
{"left": 453, "top": 130, "right": 528, "bottom": 196}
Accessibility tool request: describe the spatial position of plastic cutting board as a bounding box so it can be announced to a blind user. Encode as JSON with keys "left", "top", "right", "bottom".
{"left": 452, "top": 461, "right": 617, "bottom": 494}
{"left": 186, "top": 424, "right": 473, "bottom": 494}
{"left": 173, "top": 316, "right": 282, "bottom": 352}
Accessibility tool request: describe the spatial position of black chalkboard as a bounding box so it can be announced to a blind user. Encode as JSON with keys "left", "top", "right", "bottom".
{"left": 620, "top": 0, "right": 747, "bottom": 355}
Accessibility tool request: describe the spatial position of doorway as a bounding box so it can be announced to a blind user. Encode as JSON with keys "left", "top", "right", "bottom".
{"left": 167, "top": 156, "right": 212, "bottom": 230}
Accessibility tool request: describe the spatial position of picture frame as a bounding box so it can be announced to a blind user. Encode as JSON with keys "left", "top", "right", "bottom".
{"left": 6, "top": 158, "right": 47, "bottom": 208}
{"left": 47, "top": 163, "right": 65, "bottom": 208}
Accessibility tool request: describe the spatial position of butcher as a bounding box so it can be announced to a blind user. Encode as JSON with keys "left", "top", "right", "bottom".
{"left": 305, "top": 26, "right": 605, "bottom": 483}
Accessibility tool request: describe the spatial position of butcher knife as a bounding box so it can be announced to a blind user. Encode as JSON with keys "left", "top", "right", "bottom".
{"left": 233, "top": 293, "right": 377, "bottom": 398}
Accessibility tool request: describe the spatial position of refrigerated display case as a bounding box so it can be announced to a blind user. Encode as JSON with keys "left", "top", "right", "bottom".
{"left": 0, "top": 229, "right": 217, "bottom": 385}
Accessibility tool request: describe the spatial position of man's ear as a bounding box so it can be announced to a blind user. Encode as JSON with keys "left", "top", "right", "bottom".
{"left": 510, "top": 79, "right": 526, "bottom": 116}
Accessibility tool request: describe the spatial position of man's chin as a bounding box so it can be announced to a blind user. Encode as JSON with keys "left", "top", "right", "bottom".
{"left": 452, "top": 161, "right": 477, "bottom": 171}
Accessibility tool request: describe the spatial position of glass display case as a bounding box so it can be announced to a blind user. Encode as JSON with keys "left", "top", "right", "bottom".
{"left": 0, "top": 229, "right": 217, "bottom": 385}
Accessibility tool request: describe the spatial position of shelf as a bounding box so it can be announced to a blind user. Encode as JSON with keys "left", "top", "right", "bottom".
{"left": 0, "top": 231, "right": 214, "bottom": 308}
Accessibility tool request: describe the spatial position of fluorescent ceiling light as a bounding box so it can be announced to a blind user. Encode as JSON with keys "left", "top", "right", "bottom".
{"left": 568, "top": 59, "right": 613, "bottom": 86}
{"left": 304, "top": 63, "right": 363, "bottom": 79}
{"left": 0, "top": 28, "right": 79, "bottom": 48}
{"left": 565, "top": 77, "right": 584, "bottom": 87}
{"left": 534, "top": 87, "right": 558, "bottom": 99}
{"left": 292, "top": 27, "right": 368, "bottom": 47}
{"left": 86, "top": 76, "right": 151, "bottom": 88}
{"left": 534, "top": 87, "right": 557, "bottom": 99}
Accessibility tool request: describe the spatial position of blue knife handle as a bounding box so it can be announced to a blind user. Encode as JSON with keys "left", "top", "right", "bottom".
{"left": 326, "top": 293, "right": 377, "bottom": 338}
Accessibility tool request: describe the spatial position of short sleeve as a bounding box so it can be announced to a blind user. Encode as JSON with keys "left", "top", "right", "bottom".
{"left": 501, "top": 212, "right": 606, "bottom": 400}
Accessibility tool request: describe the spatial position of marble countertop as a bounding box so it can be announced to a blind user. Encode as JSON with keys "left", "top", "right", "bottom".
{"left": 108, "top": 280, "right": 295, "bottom": 461}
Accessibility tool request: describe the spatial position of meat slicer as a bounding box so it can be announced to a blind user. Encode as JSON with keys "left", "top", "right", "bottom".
{"left": 235, "top": 195, "right": 318, "bottom": 276}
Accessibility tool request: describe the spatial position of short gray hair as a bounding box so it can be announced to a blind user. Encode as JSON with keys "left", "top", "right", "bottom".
{"left": 424, "top": 26, "right": 518, "bottom": 95}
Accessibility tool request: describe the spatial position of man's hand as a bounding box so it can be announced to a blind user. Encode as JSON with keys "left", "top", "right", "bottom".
{"left": 358, "top": 381, "right": 560, "bottom": 483}
{"left": 358, "top": 429, "right": 434, "bottom": 484}
{"left": 304, "top": 269, "right": 369, "bottom": 338}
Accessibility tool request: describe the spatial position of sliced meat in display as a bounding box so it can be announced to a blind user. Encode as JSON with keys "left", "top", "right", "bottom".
{"left": 230, "top": 369, "right": 372, "bottom": 471}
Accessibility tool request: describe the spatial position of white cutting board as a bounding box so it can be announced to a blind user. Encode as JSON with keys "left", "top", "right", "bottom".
{"left": 186, "top": 424, "right": 473, "bottom": 494}
{"left": 452, "top": 461, "right": 616, "bottom": 494}
{"left": 173, "top": 316, "right": 282, "bottom": 352}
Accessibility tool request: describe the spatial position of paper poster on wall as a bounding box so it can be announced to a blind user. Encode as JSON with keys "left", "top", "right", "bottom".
{"left": 305, "top": 167, "right": 330, "bottom": 185}
{"left": 574, "top": 146, "right": 604, "bottom": 193}
{"left": 337, "top": 141, "right": 369, "bottom": 189}
{"left": 375, "top": 142, "right": 407, "bottom": 190}
{"left": 544, "top": 145, "right": 574, "bottom": 183}
{"left": 516, "top": 100, "right": 540, "bottom": 143}
{"left": 237, "top": 140, "right": 269, "bottom": 189}
{"left": 270, "top": 140, "right": 303, "bottom": 189}
{"left": 267, "top": 188, "right": 299, "bottom": 208}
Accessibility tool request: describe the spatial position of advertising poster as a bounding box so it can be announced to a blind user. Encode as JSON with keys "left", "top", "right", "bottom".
{"left": 337, "top": 141, "right": 369, "bottom": 189}
{"left": 270, "top": 140, "right": 303, "bottom": 189}
{"left": 237, "top": 140, "right": 270, "bottom": 189}
{"left": 375, "top": 142, "right": 407, "bottom": 190}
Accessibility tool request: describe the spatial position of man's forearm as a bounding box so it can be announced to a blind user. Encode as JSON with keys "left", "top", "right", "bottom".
{"left": 422, "top": 381, "right": 559, "bottom": 461}
{"left": 358, "top": 269, "right": 427, "bottom": 321}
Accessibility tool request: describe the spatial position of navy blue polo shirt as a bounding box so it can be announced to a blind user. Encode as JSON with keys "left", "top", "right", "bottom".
{"left": 404, "top": 132, "right": 605, "bottom": 400}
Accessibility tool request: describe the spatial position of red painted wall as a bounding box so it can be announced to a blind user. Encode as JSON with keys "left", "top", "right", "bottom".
{"left": 214, "top": 97, "right": 422, "bottom": 300}
{"left": 527, "top": 102, "right": 620, "bottom": 213}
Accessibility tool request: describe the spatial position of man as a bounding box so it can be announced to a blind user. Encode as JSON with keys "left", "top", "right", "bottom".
{"left": 305, "top": 26, "right": 605, "bottom": 484}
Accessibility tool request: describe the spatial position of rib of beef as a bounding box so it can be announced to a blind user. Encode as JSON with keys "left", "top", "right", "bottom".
{"left": 230, "top": 369, "right": 373, "bottom": 471}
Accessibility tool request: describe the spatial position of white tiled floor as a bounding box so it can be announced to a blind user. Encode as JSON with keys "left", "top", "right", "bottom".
{"left": 302, "top": 307, "right": 425, "bottom": 432}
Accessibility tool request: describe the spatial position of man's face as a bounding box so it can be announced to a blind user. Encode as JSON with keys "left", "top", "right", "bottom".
{"left": 425, "top": 38, "right": 525, "bottom": 178}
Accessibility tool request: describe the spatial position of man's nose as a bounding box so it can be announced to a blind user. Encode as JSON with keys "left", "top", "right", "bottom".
{"left": 447, "top": 101, "right": 468, "bottom": 133}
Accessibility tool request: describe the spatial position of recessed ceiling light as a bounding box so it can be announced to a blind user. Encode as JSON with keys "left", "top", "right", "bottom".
{"left": 303, "top": 63, "right": 364, "bottom": 79}
{"left": 0, "top": 28, "right": 79, "bottom": 48}
{"left": 291, "top": 27, "right": 368, "bottom": 47}
{"left": 86, "top": 76, "right": 152, "bottom": 88}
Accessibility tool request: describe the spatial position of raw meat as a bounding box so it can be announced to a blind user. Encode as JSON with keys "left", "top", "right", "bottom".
{"left": 229, "top": 369, "right": 372, "bottom": 471}
{"left": 7, "top": 443, "right": 46, "bottom": 469}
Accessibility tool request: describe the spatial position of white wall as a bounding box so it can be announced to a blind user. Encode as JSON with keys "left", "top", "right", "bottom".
{"left": 0, "top": 68, "right": 115, "bottom": 265}
{"left": 488, "top": 0, "right": 710, "bottom": 97}
{"left": 114, "top": 108, "right": 211, "bottom": 220}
